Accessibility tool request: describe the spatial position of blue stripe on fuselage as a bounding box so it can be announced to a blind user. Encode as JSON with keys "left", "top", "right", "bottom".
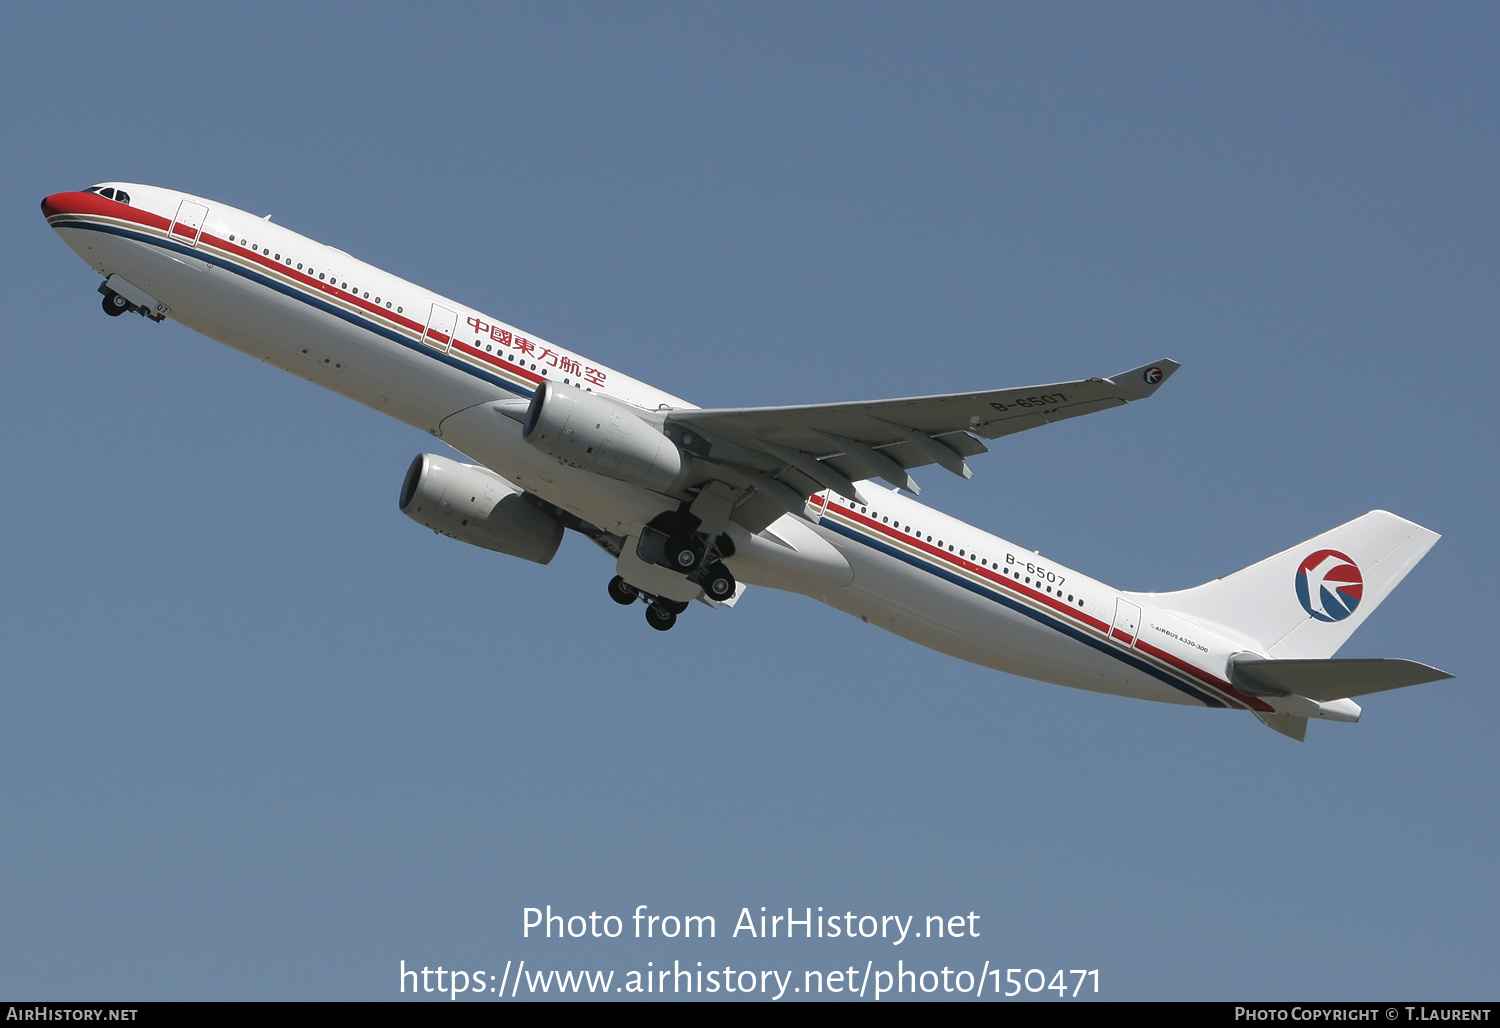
{"left": 823, "top": 516, "right": 1225, "bottom": 707}
{"left": 51, "top": 216, "right": 533, "bottom": 400}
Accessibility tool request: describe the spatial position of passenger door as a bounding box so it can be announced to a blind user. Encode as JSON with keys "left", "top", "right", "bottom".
{"left": 1110, "top": 598, "right": 1141, "bottom": 648}
{"left": 422, "top": 303, "right": 458, "bottom": 353}
{"left": 169, "top": 200, "right": 208, "bottom": 247}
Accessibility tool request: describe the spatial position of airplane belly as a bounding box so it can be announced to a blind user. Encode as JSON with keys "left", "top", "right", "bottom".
{"left": 820, "top": 528, "right": 1203, "bottom": 706}
{"left": 69, "top": 228, "right": 500, "bottom": 435}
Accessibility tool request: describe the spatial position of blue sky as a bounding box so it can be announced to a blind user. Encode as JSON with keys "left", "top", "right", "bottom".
{"left": 1, "top": 2, "right": 1495, "bottom": 1001}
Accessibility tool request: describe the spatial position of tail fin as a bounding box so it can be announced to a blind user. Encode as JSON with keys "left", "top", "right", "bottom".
{"left": 1145, "top": 511, "right": 1439, "bottom": 659}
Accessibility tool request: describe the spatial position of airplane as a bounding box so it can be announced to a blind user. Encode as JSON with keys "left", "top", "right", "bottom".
{"left": 40, "top": 183, "right": 1452, "bottom": 741}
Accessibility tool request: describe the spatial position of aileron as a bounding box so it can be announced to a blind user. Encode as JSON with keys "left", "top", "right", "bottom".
{"left": 667, "top": 357, "right": 1179, "bottom": 493}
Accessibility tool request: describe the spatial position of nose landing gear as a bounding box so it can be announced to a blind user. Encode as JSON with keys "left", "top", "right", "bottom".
{"left": 96, "top": 278, "right": 167, "bottom": 322}
{"left": 102, "top": 290, "right": 130, "bottom": 317}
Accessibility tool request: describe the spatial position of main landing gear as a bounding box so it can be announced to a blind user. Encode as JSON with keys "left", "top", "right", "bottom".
{"left": 607, "top": 504, "right": 739, "bottom": 632}
{"left": 606, "top": 576, "right": 699, "bottom": 632}
{"left": 606, "top": 575, "right": 639, "bottom": 606}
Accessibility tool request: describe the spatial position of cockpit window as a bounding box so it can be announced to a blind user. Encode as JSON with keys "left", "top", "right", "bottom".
{"left": 82, "top": 186, "right": 129, "bottom": 204}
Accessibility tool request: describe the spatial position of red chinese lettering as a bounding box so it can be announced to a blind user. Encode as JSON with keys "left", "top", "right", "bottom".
{"left": 466, "top": 315, "right": 488, "bottom": 336}
{"left": 583, "top": 365, "right": 606, "bottom": 385}
{"left": 537, "top": 347, "right": 559, "bottom": 367}
{"left": 514, "top": 337, "right": 535, "bottom": 356}
{"left": 490, "top": 326, "right": 512, "bottom": 347}
{"left": 558, "top": 356, "right": 581, "bottom": 376}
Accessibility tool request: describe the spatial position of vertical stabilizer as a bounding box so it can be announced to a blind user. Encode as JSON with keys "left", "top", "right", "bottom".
{"left": 1145, "top": 511, "right": 1439, "bottom": 659}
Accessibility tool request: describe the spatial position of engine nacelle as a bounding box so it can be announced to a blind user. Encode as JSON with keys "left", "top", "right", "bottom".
{"left": 522, "top": 382, "right": 689, "bottom": 493}
{"left": 399, "top": 454, "right": 563, "bottom": 564}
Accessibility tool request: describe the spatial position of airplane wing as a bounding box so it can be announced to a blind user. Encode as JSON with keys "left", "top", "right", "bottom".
{"left": 664, "top": 359, "right": 1178, "bottom": 525}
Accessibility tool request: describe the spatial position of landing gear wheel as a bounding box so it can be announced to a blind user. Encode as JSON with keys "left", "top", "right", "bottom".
{"left": 665, "top": 534, "right": 704, "bottom": 572}
{"left": 656, "top": 597, "right": 690, "bottom": 616}
{"left": 606, "top": 575, "right": 639, "bottom": 606}
{"left": 701, "top": 562, "right": 736, "bottom": 602}
{"left": 645, "top": 604, "right": 677, "bottom": 631}
{"left": 102, "top": 290, "right": 129, "bottom": 317}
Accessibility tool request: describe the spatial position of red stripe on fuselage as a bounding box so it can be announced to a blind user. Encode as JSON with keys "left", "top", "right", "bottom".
{"left": 825, "top": 499, "right": 1264, "bottom": 709}
{"left": 1132, "top": 639, "right": 1273, "bottom": 712}
{"left": 827, "top": 500, "right": 1111, "bottom": 632}
{"left": 49, "top": 196, "right": 548, "bottom": 396}
{"left": 45, "top": 191, "right": 430, "bottom": 338}
{"left": 450, "top": 339, "right": 543, "bottom": 385}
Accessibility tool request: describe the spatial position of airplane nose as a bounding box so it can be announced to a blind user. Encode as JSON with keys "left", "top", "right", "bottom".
{"left": 41, "top": 190, "right": 97, "bottom": 220}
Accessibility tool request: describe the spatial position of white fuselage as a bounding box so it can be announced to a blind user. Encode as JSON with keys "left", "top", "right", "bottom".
{"left": 44, "top": 183, "right": 1345, "bottom": 720}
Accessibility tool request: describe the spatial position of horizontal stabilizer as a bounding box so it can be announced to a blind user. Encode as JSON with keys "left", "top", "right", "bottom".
{"left": 1231, "top": 657, "right": 1453, "bottom": 702}
{"left": 1254, "top": 711, "right": 1309, "bottom": 742}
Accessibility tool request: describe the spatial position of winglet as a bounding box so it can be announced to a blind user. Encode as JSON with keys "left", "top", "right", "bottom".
{"left": 1105, "top": 358, "right": 1180, "bottom": 399}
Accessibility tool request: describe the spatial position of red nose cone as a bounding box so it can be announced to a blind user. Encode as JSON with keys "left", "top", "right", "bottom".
{"left": 41, "top": 191, "right": 105, "bottom": 221}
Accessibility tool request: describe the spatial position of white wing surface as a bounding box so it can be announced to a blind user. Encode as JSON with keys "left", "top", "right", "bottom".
{"left": 663, "top": 358, "right": 1179, "bottom": 529}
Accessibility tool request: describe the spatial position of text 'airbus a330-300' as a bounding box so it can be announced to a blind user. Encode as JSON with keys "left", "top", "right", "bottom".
{"left": 42, "top": 183, "right": 1452, "bottom": 741}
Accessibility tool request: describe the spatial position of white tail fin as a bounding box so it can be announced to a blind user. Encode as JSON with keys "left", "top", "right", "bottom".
{"left": 1144, "top": 511, "right": 1439, "bottom": 659}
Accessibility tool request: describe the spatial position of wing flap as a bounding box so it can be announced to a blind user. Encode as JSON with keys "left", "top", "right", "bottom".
{"left": 667, "top": 358, "right": 1179, "bottom": 500}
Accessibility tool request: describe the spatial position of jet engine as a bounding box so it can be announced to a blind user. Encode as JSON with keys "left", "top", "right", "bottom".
{"left": 522, "top": 382, "right": 689, "bottom": 493}
{"left": 399, "top": 453, "right": 563, "bottom": 564}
